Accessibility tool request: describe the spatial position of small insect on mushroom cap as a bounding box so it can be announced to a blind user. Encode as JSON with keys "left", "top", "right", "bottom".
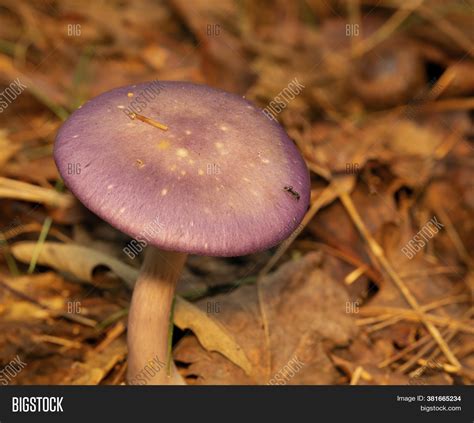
{"left": 283, "top": 185, "right": 300, "bottom": 201}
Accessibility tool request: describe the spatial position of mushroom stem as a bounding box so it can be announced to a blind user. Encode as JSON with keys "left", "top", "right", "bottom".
{"left": 127, "top": 246, "right": 187, "bottom": 385}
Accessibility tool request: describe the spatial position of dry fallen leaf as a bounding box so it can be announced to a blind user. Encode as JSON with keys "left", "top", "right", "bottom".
{"left": 174, "top": 252, "right": 358, "bottom": 384}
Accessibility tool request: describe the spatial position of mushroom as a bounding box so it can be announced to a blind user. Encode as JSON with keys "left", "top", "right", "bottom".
{"left": 54, "top": 81, "right": 310, "bottom": 384}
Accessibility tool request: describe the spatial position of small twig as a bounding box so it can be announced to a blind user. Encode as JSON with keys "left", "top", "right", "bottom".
{"left": 130, "top": 113, "right": 168, "bottom": 131}
{"left": 33, "top": 334, "right": 82, "bottom": 349}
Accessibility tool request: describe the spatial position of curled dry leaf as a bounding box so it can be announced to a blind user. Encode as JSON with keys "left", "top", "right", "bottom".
{"left": 11, "top": 241, "right": 137, "bottom": 289}
{"left": 0, "top": 177, "right": 74, "bottom": 208}
{"left": 173, "top": 298, "right": 253, "bottom": 376}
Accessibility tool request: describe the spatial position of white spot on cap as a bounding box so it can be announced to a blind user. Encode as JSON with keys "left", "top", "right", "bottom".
{"left": 119, "top": 207, "right": 125, "bottom": 214}
{"left": 176, "top": 148, "right": 189, "bottom": 158}
{"left": 180, "top": 170, "right": 186, "bottom": 176}
{"left": 117, "top": 105, "right": 125, "bottom": 109}
{"left": 73, "top": 135, "right": 79, "bottom": 139}
{"left": 261, "top": 158, "right": 270, "bottom": 164}
{"left": 215, "top": 142, "right": 224, "bottom": 149}
{"left": 198, "top": 169, "right": 204, "bottom": 175}
{"left": 220, "top": 125, "right": 228, "bottom": 131}
{"left": 107, "top": 184, "right": 114, "bottom": 190}
{"left": 161, "top": 188, "right": 168, "bottom": 196}
{"left": 185, "top": 130, "right": 191, "bottom": 135}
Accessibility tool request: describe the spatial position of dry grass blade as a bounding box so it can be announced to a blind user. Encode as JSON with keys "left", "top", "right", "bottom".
{"left": 27, "top": 216, "right": 53, "bottom": 274}
{"left": 358, "top": 294, "right": 471, "bottom": 331}
{"left": 399, "top": 309, "right": 473, "bottom": 374}
{"left": 359, "top": 308, "right": 474, "bottom": 335}
{"left": 378, "top": 332, "right": 432, "bottom": 368}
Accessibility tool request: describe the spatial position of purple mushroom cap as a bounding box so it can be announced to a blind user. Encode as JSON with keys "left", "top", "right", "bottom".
{"left": 54, "top": 81, "right": 310, "bottom": 256}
